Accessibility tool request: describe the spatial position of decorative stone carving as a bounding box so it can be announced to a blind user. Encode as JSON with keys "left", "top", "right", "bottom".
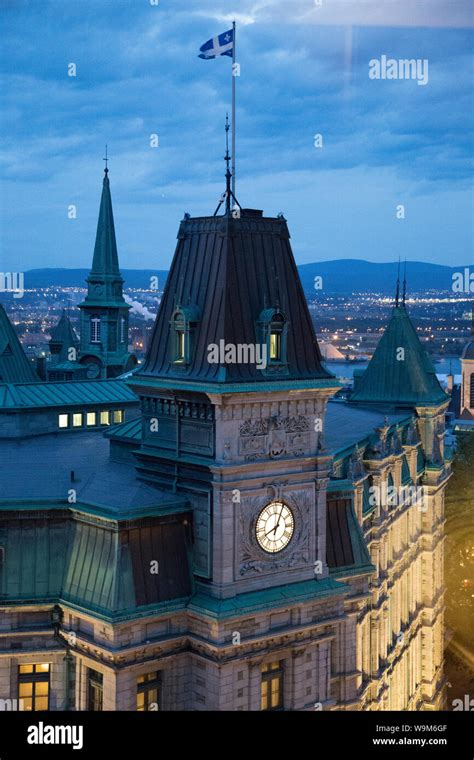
{"left": 239, "top": 415, "right": 312, "bottom": 459}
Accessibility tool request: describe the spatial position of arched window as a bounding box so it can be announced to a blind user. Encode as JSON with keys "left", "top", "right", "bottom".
{"left": 170, "top": 307, "right": 199, "bottom": 366}
{"left": 90, "top": 315, "right": 101, "bottom": 343}
{"left": 258, "top": 309, "right": 288, "bottom": 374}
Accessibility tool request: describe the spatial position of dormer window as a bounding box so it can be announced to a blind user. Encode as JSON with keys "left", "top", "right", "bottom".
{"left": 175, "top": 328, "right": 185, "bottom": 362}
{"left": 258, "top": 308, "right": 288, "bottom": 375}
{"left": 170, "top": 306, "right": 200, "bottom": 367}
{"left": 90, "top": 315, "right": 101, "bottom": 343}
{"left": 269, "top": 314, "right": 284, "bottom": 361}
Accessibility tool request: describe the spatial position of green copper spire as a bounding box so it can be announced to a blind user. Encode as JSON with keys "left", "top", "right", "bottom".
{"left": 0, "top": 304, "right": 39, "bottom": 383}
{"left": 90, "top": 164, "right": 121, "bottom": 277}
{"left": 77, "top": 158, "right": 136, "bottom": 379}
{"left": 350, "top": 303, "right": 448, "bottom": 409}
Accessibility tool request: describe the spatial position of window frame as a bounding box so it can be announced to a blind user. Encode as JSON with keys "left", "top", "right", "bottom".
{"left": 72, "top": 412, "right": 83, "bottom": 428}
{"left": 58, "top": 413, "right": 69, "bottom": 429}
{"left": 136, "top": 671, "right": 161, "bottom": 711}
{"left": 86, "top": 411, "right": 97, "bottom": 427}
{"left": 90, "top": 315, "right": 101, "bottom": 344}
{"left": 87, "top": 668, "right": 103, "bottom": 712}
{"left": 260, "top": 660, "right": 284, "bottom": 711}
{"left": 18, "top": 663, "right": 50, "bottom": 712}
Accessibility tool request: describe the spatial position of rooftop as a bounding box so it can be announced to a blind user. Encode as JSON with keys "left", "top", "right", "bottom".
{"left": 0, "top": 378, "right": 138, "bottom": 410}
{"left": 325, "top": 401, "right": 411, "bottom": 455}
{"left": 0, "top": 430, "right": 187, "bottom": 518}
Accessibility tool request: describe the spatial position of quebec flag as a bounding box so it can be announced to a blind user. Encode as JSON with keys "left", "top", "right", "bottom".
{"left": 198, "top": 28, "right": 234, "bottom": 59}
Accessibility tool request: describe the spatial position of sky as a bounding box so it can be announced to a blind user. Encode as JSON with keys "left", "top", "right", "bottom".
{"left": 0, "top": 0, "right": 473, "bottom": 271}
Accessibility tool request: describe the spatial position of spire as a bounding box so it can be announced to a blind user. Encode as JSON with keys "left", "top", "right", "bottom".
{"left": 402, "top": 258, "right": 407, "bottom": 306}
{"left": 395, "top": 257, "right": 401, "bottom": 307}
{"left": 214, "top": 115, "right": 241, "bottom": 217}
{"left": 49, "top": 310, "right": 79, "bottom": 361}
{"left": 90, "top": 155, "right": 121, "bottom": 277}
{"left": 350, "top": 303, "right": 448, "bottom": 408}
{"left": 0, "top": 304, "right": 39, "bottom": 383}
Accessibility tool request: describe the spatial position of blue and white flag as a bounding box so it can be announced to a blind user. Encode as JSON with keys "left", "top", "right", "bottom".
{"left": 198, "top": 28, "right": 234, "bottom": 59}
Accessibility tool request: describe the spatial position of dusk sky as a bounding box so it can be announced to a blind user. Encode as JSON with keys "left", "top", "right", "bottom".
{"left": 1, "top": 0, "right": 473, "bottom": 272}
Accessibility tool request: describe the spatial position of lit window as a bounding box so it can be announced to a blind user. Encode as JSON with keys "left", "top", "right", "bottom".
{"left": 269, "top": 331, "right": 281, "bottom": 361}
{"left": 18, "top": 664, "right": 50, "bottom": 711}
{"left": 90, "top": 316, "right": 101, "bottom": 343}
{"left": 269, "top": 313, "right": 284, "bottom": 362}
{"left": 175, "top": 330, "right": 185, "bottom": 362}
{"left": 86, "top": 412, "right": 97, "bottom": 427}
{"left": 58, "top": 414, "right": 69, "bottom": 429}
{"left": 100, "top": 411, "right": 110, "bottom": 426}
{"left": 137, "top": 672, "right": 160, "bottom": 711}
{"left": 261, "top": 661, "right": 283, "bottom": 711}
{"left": 72, "top": 413, "right": 83, "bottom": 428}
{"left": 120, "top": 316, "right": 126, "bottom": 344}
{"left": 113, "top": 410, "right": 123, "bottom": 424}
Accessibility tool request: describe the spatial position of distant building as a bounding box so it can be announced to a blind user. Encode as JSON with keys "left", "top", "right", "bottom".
{"left": 459, "top": 306, "right": 474, "bottom": 424}
{"left": 47, "top": 310, "right": 87, "bottom": 382}
{"left": 77, "top": 166, "right": 137, "bottom": 379}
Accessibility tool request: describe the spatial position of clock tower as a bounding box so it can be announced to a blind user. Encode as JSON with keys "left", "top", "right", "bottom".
{"left": 78, "top": 164, "right": 136, "bottom": 379}
{"left": 129, "top": 187, "right": 340, "bottom": 599}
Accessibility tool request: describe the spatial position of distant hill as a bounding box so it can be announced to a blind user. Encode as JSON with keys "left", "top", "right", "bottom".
{"left": 23, "top": 261, "right": 467, "bottom": 295}
{"left": 297, "top": 260, "right": 467, "bottom": 296}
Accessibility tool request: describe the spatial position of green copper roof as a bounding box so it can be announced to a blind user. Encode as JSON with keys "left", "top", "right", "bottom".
{"left": 90, "top": 170, "right": 121, "bottom": 277}
{"left": 0, "top": 378, "right": 137, "bottom": 409}
{"left": 350, "top": 305, "right": 448, "bottom": 408}
{"left": 0, "top": 304, "right": 39, "bottom": 384}
{"left": 49, "top": 310, "right": 79, "bottom": 360}
{"left": 105, "top": 415, "right": 142, "bottom": 441}
{"left": 188, "top": 578, "right": 348, "bottom": 620}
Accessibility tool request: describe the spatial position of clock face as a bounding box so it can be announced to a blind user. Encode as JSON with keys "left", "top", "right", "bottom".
{"left": 255, "top": 501, "right": 295, "bottom": 554}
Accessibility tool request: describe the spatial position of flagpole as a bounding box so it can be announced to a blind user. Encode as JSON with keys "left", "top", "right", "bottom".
{"left": 232, "top": 20, "right": 236, "bottom": 199}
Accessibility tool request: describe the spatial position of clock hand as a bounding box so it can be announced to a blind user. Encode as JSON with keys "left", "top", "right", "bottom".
{"left": 273, "top": 505, "right": 284, "bottom": 534}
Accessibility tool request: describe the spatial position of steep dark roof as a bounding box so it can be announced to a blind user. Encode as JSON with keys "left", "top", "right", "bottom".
{"left": 136, "top": 212, "right": 333, "bottom": 388}
{"left": 326, "top": 499, "right": 373, "bottom": 576}
{"left": 0, "top": 304, "right": 39, "bottom": 384}
{"left": 350, "top": 304, "right": 448, "bottom": 408}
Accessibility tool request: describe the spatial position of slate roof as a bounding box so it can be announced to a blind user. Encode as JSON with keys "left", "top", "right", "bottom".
{"left": 0, "top": 430, "right": 182, "bottom": 516}
{"left": 0, "top": 304, "right": 39, "bottom": 384}
{"left": 350, "top": 304, "right": 448, "bottom": 408}
{"left": 0, "top": 378, "right": 137, "bottom": 410}
{"left": 135, "top": 212, "right": 335, "bottom": 389}
{"left": 325, "top": 401, "right": 411, "bottom": 456}
{"left": 0, "top": 430, "right": 193, "bottom": 615}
